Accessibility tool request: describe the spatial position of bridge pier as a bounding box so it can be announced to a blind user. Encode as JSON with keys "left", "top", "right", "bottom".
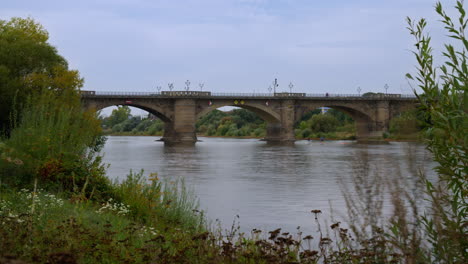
{"left": 264, "top": 100, "right": 295, "bottom": 144}
{"left": 161, "top": 99, "right": 197, "bottom": 145}
{"left": 356, "top": 101, "right": 390, "bottom": 143}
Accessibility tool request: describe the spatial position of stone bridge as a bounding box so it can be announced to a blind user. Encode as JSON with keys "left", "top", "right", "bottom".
{"left": 81, "top": 91, "right": 418, "bottom": 144}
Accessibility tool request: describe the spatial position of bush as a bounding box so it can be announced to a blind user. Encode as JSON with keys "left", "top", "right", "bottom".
{"left": 110, "top": 170, "right": 203, "bottom": 230}
{"left": 310, "top": 114, "right": 340, "bottom": 133}
{"left": 0, "top": 89, "right": 109, "bottom": 198}
{"left": 406, "top": 1, "right": 468, "bottom": 262}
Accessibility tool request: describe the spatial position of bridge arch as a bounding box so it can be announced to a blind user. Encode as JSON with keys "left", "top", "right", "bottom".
{"left": 296, "top": 102, "right": 376, "bottom": 140}
{"left": 196, "top": 101, "right": 281, "bottom": 123}
{"left": 82, "top": 99, "right": 172, "bottom": 122}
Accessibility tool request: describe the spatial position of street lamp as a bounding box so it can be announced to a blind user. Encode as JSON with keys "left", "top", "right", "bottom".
{"left": 268, "top": 85, "right": 272, "bottom": 94}
{"left": 185, "top": 80, "right": 191, "bottom": 91}
{"left": 384, "top": 83, "right": 389, "bottom": 95}
{"left": 357, "top": 86, "right": 361, "bottom": 96}
{"left": 156, "top": 85, "right": 161, "bottom": 92}
{"left": 199, "top": 83, "right": 204, "bottom": 91}
{"left": 273, "top": 78, "right": 278, "bottom": 94}
{"left": 289, "top": 82, "right": 294, "bottom": 94}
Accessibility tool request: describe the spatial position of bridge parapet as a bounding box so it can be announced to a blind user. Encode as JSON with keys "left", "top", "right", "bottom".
{"left": 274, "top": 92, "right": 306, "bottom": 97}
{"left": 161, "top": 91, "right": 211, "bottom": 96}
{"left": 80, "top": 90, "right": 416, "bottom": 100}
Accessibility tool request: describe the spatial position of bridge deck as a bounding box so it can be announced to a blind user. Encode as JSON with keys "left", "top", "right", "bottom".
{"left": 80, "top": 91, "right": 417, "bottom": 100}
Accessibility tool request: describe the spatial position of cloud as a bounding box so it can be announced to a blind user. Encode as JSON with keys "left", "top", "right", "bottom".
{"left": 0, "top": 0, "right": 446, "bottom": 95}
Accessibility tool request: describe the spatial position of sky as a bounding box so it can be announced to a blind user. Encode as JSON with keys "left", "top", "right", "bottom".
{"left": 1, "top": 0, "right": 455, "bottom": 97}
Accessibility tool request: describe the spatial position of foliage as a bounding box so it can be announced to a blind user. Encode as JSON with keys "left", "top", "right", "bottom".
{"left": 110, "top": 170, "right": 203, "bottom": 231}
{"left": 101, "top": 106, "right": 131, "bottom": 129}
{"left": 0, "top": 17, "right": 82, "bottom": 135}
{"left": 388, "top": 110, "right": 421, "bottom": 140}
{"left": 1, "top": 186, "right": 416, "bottom": 264}
{"left": 0, "top": 88, "right": 109, "bottom": 198}
{"left": 196, "top": 109, "right": 265, "bottom": 137}
{"left": 0, "top": 186, "right": 207, "bottom": 264}
{"left": 406, "top": 1, "right": 468, "bottom": 262}
{"left": 295, "top": 110, "right": 355, "bottom": 140}
{"left": 309, "top": 114, "right": 340, "bottom": 133}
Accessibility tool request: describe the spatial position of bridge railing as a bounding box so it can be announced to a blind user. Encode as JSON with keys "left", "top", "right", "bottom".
{"left": 161, "top": 91, "right": 212, "bottom": 96}
{"left": 80, "top": 90, "right": 417, "bottom": 99}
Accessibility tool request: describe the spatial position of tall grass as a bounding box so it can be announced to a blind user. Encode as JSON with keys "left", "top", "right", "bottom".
{"left": 0, "top": 89, "right": 109, "bottom": 198}
{"left": 110, "top": 170, "right": 204, "bottom": 231}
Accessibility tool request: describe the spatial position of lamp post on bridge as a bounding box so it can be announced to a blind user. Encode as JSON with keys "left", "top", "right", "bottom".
{"left": 268, "top": 85, "right": 272, "bottom": 94}
{"left": 273, "top": 78, "right": 278, "bottom": 94}
{"left": 357, "top": 86, "right": 361, "bottom": 96}
{"left": 199, "top": 83, "right": 204, "bottom": 91}
{"left": 185, "top": 80, "right": 191, "bottom": 91}
{"left": 156, "top": 85, "right": 161, "bottom": 93}
{"left": 168, "top": 83, "right": 174, "bottom": 91}
{"left": 289, "top": 82, "right": 294, "bottom": 94}
{"left": 384, "top": 83, "right": 389, "bottom": 95}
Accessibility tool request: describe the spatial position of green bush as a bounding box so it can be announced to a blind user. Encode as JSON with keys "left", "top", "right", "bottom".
{"left": 110, "top": 170, "right": 203, "bottom": 230}
{"left": 406, "top": 1, "right": 468, "bottom": 262}
{"left": 310, "top": 114, "right": 340, "bottom": 133}
{"left": 301, "top": 128, "right": 312, "bottom": 138}
{"left": 0, "top": 89, "right": 109, "bottom": 198}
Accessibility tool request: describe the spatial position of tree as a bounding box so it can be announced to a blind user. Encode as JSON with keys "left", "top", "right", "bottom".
{"left": 0, "top": 17, "right": 106, "bottom": 195}
{"left": 103, "top": 106, "right": 131, "bottom": 128}
{"left": 407, "top": 1, "right": 467, "bottom": 262}
{"left": 309, "top": 114, "right": 340, "bottom": 133}
{"left": 0, "top": 17, "right": 83, "bottom": 135}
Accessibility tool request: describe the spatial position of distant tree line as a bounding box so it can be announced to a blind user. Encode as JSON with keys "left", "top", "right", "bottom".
{"left": 100, "top": 107, "right": 365, "bottom": 139}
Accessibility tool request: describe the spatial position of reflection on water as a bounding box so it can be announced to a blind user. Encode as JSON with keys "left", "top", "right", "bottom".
{"left": 102, "top": 136, "right": 435, "bottom": 234}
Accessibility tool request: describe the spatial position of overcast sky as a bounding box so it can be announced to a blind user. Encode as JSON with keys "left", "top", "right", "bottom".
{"left": 2, "top": 0, "right": 454, "bottom": 96}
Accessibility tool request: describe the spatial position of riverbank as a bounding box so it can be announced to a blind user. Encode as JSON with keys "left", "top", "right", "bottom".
{"left": 0, "top": 171, "right": 216, "bottom": 263}
{"left": 0, "top": 174, "right": 365, "bottom": 264}
{"left": 0, "top": 179, "right": 413, "bottom": 264}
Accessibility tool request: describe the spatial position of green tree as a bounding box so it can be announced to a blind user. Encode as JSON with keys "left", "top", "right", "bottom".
{"left": 327, "top": 109, "right": 354, "bottom": 124}
{"left": 0, "top": 17, "right": 82, "bottom": 135}
{"left": 0, "top": 17, "right": 107, "bottom": 196}
{"left": 103, "top": 106, "right": 131, "bottom": 128}
{"left": 309, "top": 114, "right": 340, "bottom": 133}
{"left": 389, "top": 110, "right": 420, "bottom": 138}
{"left": 407, "top": 1, "right": 468, "bottom": 262}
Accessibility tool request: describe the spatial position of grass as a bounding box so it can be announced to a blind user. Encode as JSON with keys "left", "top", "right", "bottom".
{"left": 0, "top": 183, "right": 419, "bottom": 263}
{"left": 0, "top": 172, "right": 211, "bottom": 263}
{"left": 0, "top": 168, "right": 418, "bottom": 264}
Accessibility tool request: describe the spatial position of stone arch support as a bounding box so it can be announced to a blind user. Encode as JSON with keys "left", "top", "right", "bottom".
{"left": 196, "top": 99, "right": 295, "bottom": 143}
{"left": 295, "top": 100, "right": 391, "bottom": 142}
{"left": 82, "top": 98, "right": 173, "bottom": 122}
{"left": 195, "top": 99, "right": 281, "bottom": 123}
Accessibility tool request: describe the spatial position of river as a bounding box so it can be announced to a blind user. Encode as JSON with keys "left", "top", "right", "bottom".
{"left": 101, "top": 136, "right": 436, "bottom": 235}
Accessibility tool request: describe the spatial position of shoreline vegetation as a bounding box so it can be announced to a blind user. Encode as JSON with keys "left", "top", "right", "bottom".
{"left": 1, "top": 1, "right": 467, "bottom": 263}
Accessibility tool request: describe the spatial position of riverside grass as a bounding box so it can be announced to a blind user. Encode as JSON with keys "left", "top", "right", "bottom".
{"left": 0, "top": 179, "right": 411, "bottom": 264}
{"left": 0, "top": 181, "right": 208, "bottom": 264}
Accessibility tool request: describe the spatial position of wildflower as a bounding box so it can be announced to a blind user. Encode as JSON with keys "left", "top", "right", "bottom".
{"left": 330, "top": 222, "right": 341, "bottom": 229}
{"left": 96, "top": 199, "right": 130, "bottom": 216}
